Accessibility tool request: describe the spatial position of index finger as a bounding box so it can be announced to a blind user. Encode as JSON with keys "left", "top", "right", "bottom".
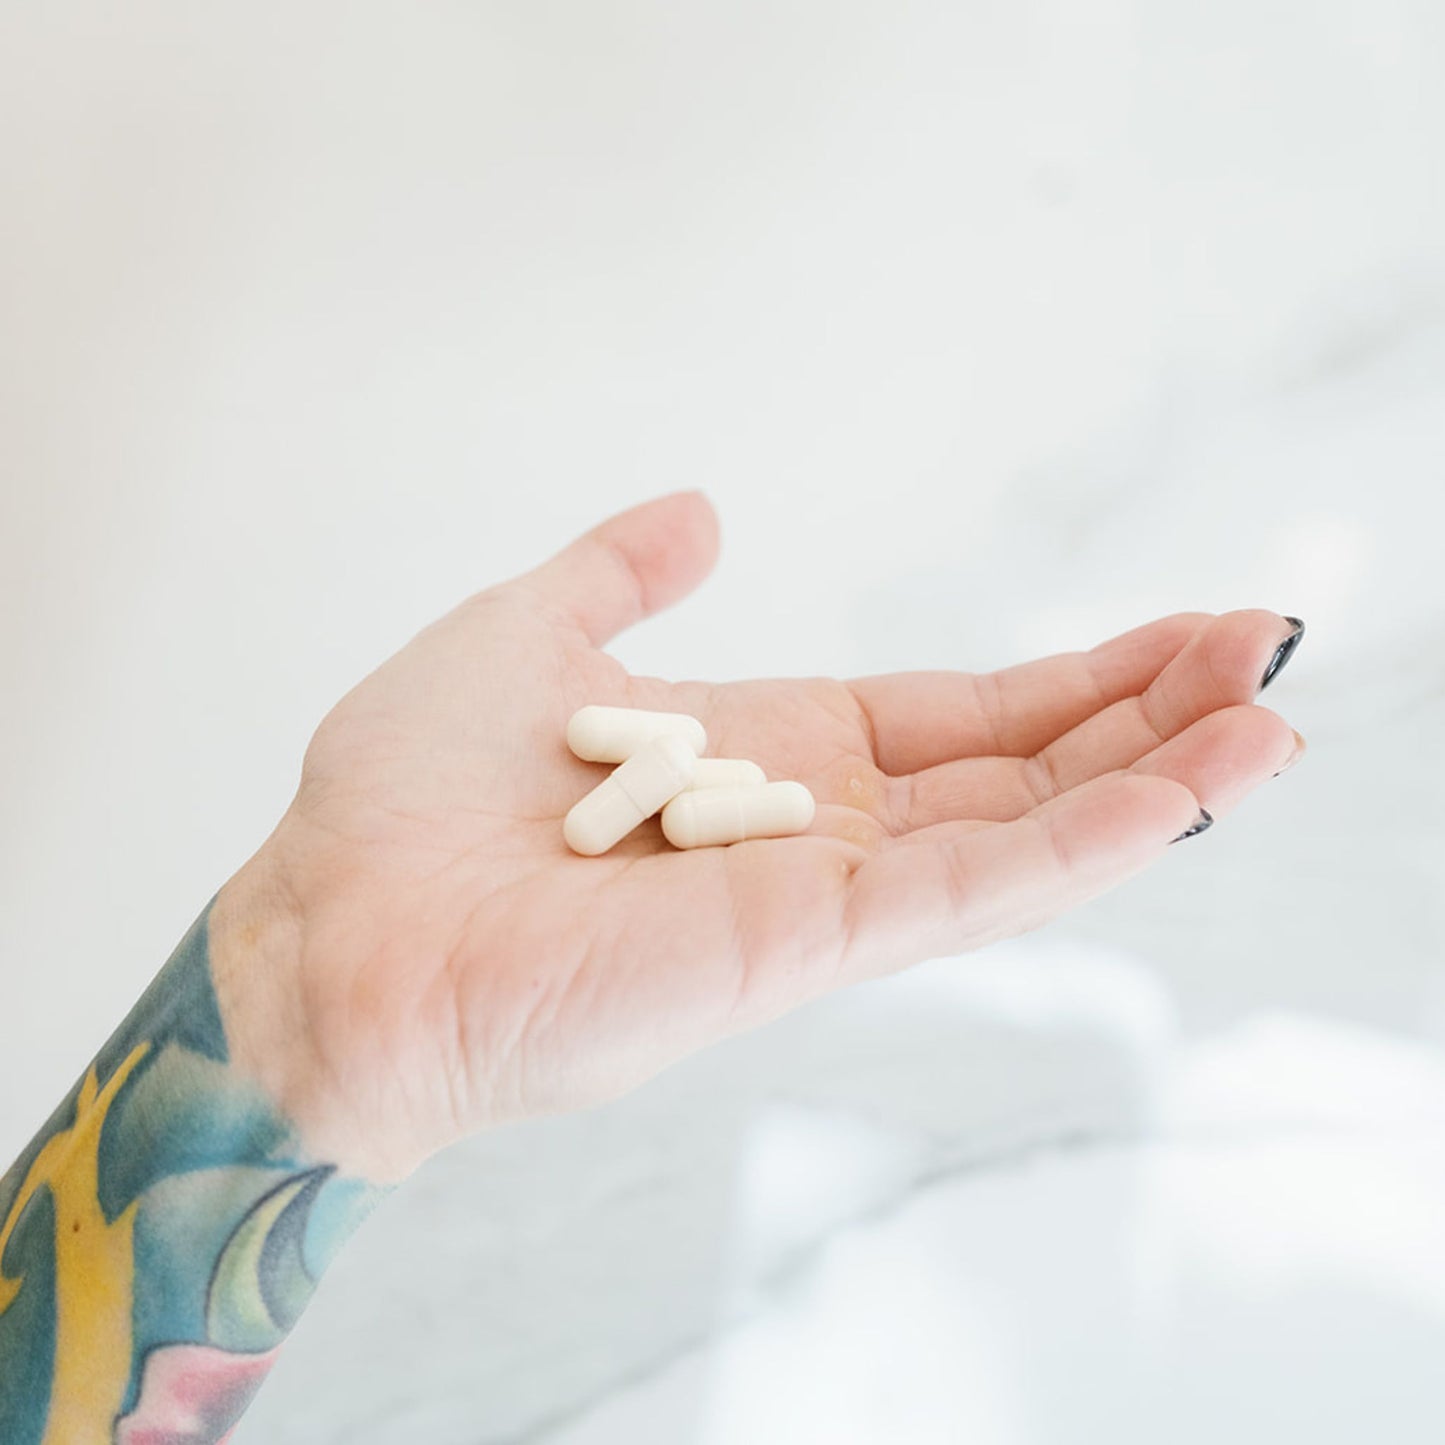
{"left": 847, "top": 612, "right": 1212, "bottom": 775}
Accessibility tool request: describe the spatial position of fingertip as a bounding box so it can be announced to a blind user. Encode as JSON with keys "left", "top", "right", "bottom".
{"left": 670, "top": 488, "right": 722, "bottom": 582}
{"left": 1041, "top": 768, "right": 1202, "bottom": 871}
{"left": 604, "top": 489, "right": 721, "bottom": 613}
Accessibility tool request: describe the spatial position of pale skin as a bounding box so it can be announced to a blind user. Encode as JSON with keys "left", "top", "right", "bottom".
{"left": 210, "top": 490, "right": 1306, "bottom": 1186}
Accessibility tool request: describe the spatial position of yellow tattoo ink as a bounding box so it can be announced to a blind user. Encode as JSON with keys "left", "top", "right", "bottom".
{"left": 0, "top": 1044, "right": 150, "bottom": 1445}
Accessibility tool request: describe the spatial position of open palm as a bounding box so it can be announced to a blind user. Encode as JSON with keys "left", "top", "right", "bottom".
{"left": 217, "top": 492, "right": 1303, "bottom": 1182}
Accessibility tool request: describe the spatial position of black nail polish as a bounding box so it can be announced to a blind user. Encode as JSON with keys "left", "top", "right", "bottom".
{"left": 1169, "top": 808, "right": 1213, "bottom": 844}
{"left": 1257, "top": 616, "right": 1305, "bottom": 693}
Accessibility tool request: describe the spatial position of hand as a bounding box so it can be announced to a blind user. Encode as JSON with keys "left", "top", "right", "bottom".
{"left": 211, "top": 492, "right": 1304, "bottom": 1181}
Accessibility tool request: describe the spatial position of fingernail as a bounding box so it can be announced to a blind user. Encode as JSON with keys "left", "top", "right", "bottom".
{"left": 1169, "top": 808, "right": 1213, "bottom": 844}
{"left": 1257, "top": 616, "right": 1305, "bottom": 693}
{"left": 1272, "top": 727, "right": 1307, "bottom": 778}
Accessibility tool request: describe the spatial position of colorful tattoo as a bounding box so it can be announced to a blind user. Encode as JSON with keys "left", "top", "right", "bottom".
{"left": 0, "top": 902, "right": 387, "bottom": 1444}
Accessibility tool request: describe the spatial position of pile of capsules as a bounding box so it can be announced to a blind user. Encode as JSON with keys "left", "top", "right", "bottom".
{"left": 562, "top": 704, "right": 816, "bottom": 856}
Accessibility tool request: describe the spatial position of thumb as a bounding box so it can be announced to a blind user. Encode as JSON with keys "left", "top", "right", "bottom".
{"left": 510, "top": 490, "right": 721, "bottom": 646}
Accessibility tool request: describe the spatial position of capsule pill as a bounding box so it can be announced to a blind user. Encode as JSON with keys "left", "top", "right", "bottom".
{"left": 566, "top": 704, "right": 706, "bottom": 764}
{"left": 660, "top": 781, "right": 816, "bottom": 850}
{"left": 564, "top": 734, "right": 698, "bottom": 856}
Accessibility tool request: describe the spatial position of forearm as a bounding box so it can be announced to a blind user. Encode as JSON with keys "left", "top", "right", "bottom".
{"left": 0, "top": 894, "right": 388, "bottom": 1445}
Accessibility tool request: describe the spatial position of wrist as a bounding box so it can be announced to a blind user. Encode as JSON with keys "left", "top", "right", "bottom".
{"left": 210, "top": 829, "right": 437, "bottom": 1186}
{"left": 1, "top": 888, "right": 390, "bottom": 1441}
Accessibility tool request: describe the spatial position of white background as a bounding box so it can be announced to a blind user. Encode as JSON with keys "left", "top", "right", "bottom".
{"left": 3, "top": 3, "right": 1444, "bottom": 1441}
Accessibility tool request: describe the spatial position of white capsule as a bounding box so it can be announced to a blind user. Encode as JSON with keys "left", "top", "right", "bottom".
{"left": 564, "top": 735, "right": 698, "bottom": 856}
{"left": 566, "top": 704, "right": 706, "bottom": 764}
{"left": 684, "top": 758, "right": 767, "bottom": 791}
{"left": 660, "top": 781, "right": 816, "bottom": 849}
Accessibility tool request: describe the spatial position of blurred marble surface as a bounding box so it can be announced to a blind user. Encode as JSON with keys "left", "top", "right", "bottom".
{"left": 537, "top": 1014, "right": 1445, "bottom": 1445}
{"left": 244, "top": 960, "right": 1445, "bottom": 1444}
{"left": 2, "top": 2, "right": 1444, "bottom": 1441}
